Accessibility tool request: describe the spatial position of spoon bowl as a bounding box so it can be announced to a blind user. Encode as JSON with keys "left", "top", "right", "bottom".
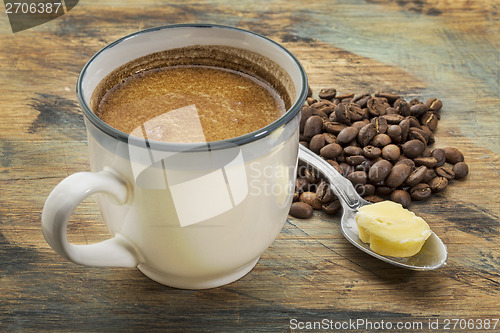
{"left": 298, "top": 145, "right": 447, "bottom": 270}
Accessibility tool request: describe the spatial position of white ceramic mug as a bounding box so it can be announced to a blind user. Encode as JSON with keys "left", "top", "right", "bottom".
{"left": 41, "top": 24, "right": 308, "bottom": 289}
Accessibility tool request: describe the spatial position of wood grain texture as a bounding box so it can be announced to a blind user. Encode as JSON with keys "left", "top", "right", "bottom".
{"left": 0, "top": 0, "right": 498, "bottom": 331}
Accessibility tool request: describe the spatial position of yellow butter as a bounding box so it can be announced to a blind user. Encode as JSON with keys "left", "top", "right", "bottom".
{"left": 355, "top": 201, "right": 431, "bottom": 257}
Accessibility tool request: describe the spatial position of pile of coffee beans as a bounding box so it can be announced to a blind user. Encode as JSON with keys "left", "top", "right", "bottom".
{"left": 289, "top": 87, "right": 469, "bottom": 219}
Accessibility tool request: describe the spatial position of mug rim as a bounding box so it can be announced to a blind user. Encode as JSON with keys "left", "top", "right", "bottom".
{"left": 77, "top": 23, "right": 308, "bottom": 151}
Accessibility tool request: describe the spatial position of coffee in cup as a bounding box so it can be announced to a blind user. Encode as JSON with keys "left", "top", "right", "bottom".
{"left": 41, "top": 24, "right": 307, "bottom": 289}
{"left": 92, "top": 45, "right": 292, "bottom": 143}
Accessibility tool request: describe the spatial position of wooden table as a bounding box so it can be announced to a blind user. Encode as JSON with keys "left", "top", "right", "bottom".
{"left": 1, "top": 0, "right": 498, "bottom": 331}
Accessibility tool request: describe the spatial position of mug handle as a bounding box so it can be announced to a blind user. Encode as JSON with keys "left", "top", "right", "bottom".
{"left": 41, "top": 168, "right": 140, "bottom": 267}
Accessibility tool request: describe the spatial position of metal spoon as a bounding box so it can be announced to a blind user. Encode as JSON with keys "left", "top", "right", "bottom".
{"left": 298, "top": 144, "right": 447, "bottom": 270}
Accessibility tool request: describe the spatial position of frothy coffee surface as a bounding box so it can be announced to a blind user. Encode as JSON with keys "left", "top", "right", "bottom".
{"left": 96, "top": 65, "right": 286, "bottom": 143}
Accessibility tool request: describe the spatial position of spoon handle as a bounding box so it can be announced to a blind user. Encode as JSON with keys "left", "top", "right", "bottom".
{"left": 298, "top": 144, "right": 366, "bottom": 210}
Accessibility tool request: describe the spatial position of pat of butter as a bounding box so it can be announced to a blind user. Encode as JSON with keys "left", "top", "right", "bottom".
{"left": 355, "top": 201, "right": 432, "bottom": 257}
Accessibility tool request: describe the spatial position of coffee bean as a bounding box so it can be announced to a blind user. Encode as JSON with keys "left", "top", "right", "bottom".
{"left": 381, "top": 144, "right": 400, "bottom": 162}
{"left": 312, "top": 100, "right": 333, "bottom": 109}
{"left": 420, "top": 112, "right": 438, "bottom": 131}
{"left": 431, "top": 148, "right": 446, "bottom": 167}
{"left": 352, "top": 93, "right": 371, "bottom": 108}
{"left": 409, "top": 127, "right": 430, "bottom": 145}
{"left": 299, "top": 162, "right": 309, "bottom": 178}
{"left": 290, "top": 202, "right": 313, "bottom": 219}
{"left": 421, "top": 148, "right": 432, "bottom": 157}
{"left": 293, "top": 191, "right": 300, "bottom": 202}
{"left": 391, "top": 190, "right": 411, "bottom": 208}
{"left": 340, "top": 162, "right": 354, "bottom": 177}
{"left": 429, "top": 176, "right": 448, "bottom": 192}
{"left": 387, "top": 124, "right": 402, "bottom": 142}
{"left": 337, "top": 127, "right": 359, "bottom": 145}
{"left": 408, "top": 131, "right": 426, "bottom": 146}
{"left": 376, "top": 186, "right": 394, "bottom": 196}
{"left": 316, "top": 181, "right": 334, "bottom": 203}
{"left": 368, "top": 159, "right": 393, "bottom": 183}
{"left": 410, "top": 103, "right": 428, "bottom": 117}
{"left": 371, "top": 116, "right": 388, "bottom": 134}
{"left": 326, "top": 160, "right": 343, "bottom": 174}
{"left": 452, "top": 162, "right": 469, "bottom": 179}
{"left": 299, "top": 191, "right": 323, "bottom": 210}
{"left": 297, "top": 166, "right": 308, "bottom": 179}
{"left": 422, "top": 168, "right": 437, "bottom": 184}
{"left": 355, "top": 184, "right": 365, "bottom": 195}
{"left": 323, "top": 132, "right": 337, "bottom": 144}
{"left": 443, "top": 147, "right": 464, "bottom": 164}
{"left": 372, "top": 134, "right": 392, "bottom": 147}
{"left": 320, "top": 143, "right": 343, "bottom": 159}
{"left": 306, "top": 97, "right": 317, "bottom": 105}
{"left": 358, "top": 123, "right": 377, "bottom": 146}
{"left": 363, "top": 145, "right": 382, "bottom": 159}
{"left": 381, "top": 114, "right": 404, "bottom": 124}
{"left": 402, "top": 139, "right": 425, "bottom": 158}
{"left": 364, "top": 195, "right": 384, "bottom": 203}
{"left": 387, "top": 107, "right": 401, "bottom": 115}
{"left": 421, "top": 126, "right": 435, "bottom": 144}
{"left": 346, "top": 103, "right": 365, "bottom": 122}
{"left": 328, "top": 110, "right": 337, "bottom": 121}
{"left": 406, "top": 116, "right": 422, "bottom": 129}
{"left": 395, "top": 158, "right": 415, "bottom": 170}
{"left": 399, "top": 118, "right": 410, "bottom": 142}
{"left": 324, "top": 121, "right": 347, "bottom": 135}
{"left": 295, "top": 177, "right": 309, "bottom": 193}
{"left": 356, "top": 159, "right": 375, "bottom": 173}
{"left": 312, "top": 109, "right": 328, "bottom": 119}
{"left": 346, "top": 155, "right": 366, "bottom": 166}
{"left": 375, "top": 92, "right": 400, "bottom": 104}
{"left": 359, "top": 184, "right": 376, "bottom": 197}
{"left": 367, "top": 97, "right": 389, "bottom": 117}
{"left": 334, "top": 103, "right": 352, "bottom": 125}
{"left": 344, "top": 146, "right": 364, "bottom": 156}
{"left": 410, "top": 183, "right": 432, "bottom": 201}
{"left": 394, "top": 98, "right": 411, "bottom": 117}
{"left": 385, "top": 163, "right": 412, "bottom": 188}
{"left": 336, "top": 92, "right": 355, "bottom": 102}
{"left": 347, "top": 171, "right": 367, "bottom": 185}
{"left": 300, "top": 106, "right": 313, "bottom": 132}
{"left": 425, "top": 98, "right": 443, "bottom": 111}
{"left": 409, "top": 98, "right": 420, "bottom": 106}
{"left": 304, "top": 115, "right": 324, "bottom": 138}
{"left": 309, "top": 134, "right": 326, "bottom": 154}
{"left": 322, "top": 199, "right": 341, "bottom": 215}
{"left": 318, "top": 88, "right": 337, "bottom": 100}
{"left": 436, "top": 166, "right": 455, "bottom": 180}
{"left": 414, "top": 157, "right": 437, "bottom": 168}
{"left": 352, "top": 120, "right": 370, "bottom": 131}
{"left": 304, "top": 168, "right": 319, "bottom": 184}
{"left": 405, "top": 165, "right": 428, "bottom": 186}
{"left": 311, "top": 100, "right": 335, "bottom": 116}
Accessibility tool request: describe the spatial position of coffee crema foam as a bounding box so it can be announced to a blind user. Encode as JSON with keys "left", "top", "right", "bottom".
{"left": 91, "top": 45, "right": 294, "bottom": 143}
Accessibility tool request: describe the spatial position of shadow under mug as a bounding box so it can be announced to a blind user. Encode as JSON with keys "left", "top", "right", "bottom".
{"left": 41, "top": 24, "right": 308, "bottom": 289}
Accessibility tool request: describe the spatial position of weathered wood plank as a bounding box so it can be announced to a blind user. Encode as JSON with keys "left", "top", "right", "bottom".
{"left": 0, "top": 0, "right": 498, "bottom": 331}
